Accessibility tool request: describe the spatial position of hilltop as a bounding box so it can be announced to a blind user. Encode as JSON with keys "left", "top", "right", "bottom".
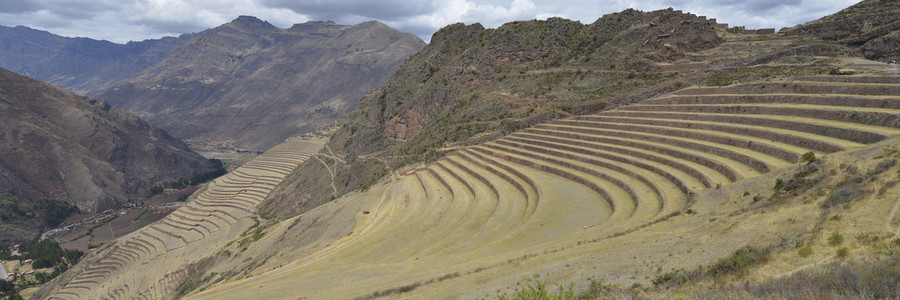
{"left": 0, "top": 67, "right": 215, "bottom": 246}
{"left": 93, "top": 16, "right": 424, "bottom": 151}
{"left": 792, "top": 0, "right": 900, "bottom": 61}
{"left": 0, "top": 25, "right": 193, "bottom": 95}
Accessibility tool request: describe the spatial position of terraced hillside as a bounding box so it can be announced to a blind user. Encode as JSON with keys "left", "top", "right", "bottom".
{"left": 188, "top": 73, "right": 900, "bottom": 299}
{"left": 35, "top": 137, "right": 327, "bottom": 300}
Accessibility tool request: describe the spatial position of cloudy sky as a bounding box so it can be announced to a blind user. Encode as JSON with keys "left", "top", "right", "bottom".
{"left": 0, "top": 0, "right": 859, "bottom": 43}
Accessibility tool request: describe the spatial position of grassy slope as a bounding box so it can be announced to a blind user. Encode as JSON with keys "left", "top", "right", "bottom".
{"left": 187, "top": 125, "right": 900, "bottom": 299}
{"left": 186, "top": 40, "right": 900, "bottom": 299}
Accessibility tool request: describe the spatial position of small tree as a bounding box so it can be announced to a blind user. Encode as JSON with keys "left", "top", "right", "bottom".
{"left": 801, "top": 151, "right": 817, "bottom": 164}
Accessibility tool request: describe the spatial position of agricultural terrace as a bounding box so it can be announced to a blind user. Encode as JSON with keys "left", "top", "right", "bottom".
{"left": 45, "top": 137, "right": 326, "bottom": 299}
{"left": 191, "top": 74, "right": 900, "bottom": 299}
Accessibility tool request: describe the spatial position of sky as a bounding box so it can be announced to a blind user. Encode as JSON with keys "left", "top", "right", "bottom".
{"left": 0, "top": 0, "right": 860, "bottom": 44}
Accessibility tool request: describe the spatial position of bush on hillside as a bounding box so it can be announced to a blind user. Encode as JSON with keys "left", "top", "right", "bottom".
{"left": 498, "top": 274, "right": 576, "bottom": 300}
{"left": 801, "top": 151, "right": 817, "bottom": 164}
{"left": 869, "top": 159, "right": 896, "bottom": 176}
{"left": 822, "top": 175, "right": 866, "bottom": 209}
{"left": 707, "top": 246, "right": 770, "bottom": 277}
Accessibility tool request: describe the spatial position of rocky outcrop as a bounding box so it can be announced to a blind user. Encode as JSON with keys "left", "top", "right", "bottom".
{"left": 792, "top": 0, "right": 900, "bottom": 61}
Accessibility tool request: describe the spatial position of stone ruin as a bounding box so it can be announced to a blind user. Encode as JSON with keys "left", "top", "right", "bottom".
{"left": 727, "top": 25, "right": 776, "bottom": 35}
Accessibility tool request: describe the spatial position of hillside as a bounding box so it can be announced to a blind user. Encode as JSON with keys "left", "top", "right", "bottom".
{"left": 93, "top": 17, "right": 424, "bottom": 151}
{"left": 258, "top": 8, "right": 798, "bottom": 220}
{"left": 792, "top": 0, "right": 900, "bottom": 61}
{"left": 36, "top": 4, "right": 900, "bottom": 300}
{"left": 0, "top": 25, "right": 192, "bottom": 95}
{"left": 193, "top": 63, "right": 900, "bottom": 298}
{"left": 0, "top": 68, "right": 216, "bottom": 246}
{"left": 32, "top": 136, "right": 326, "bottom": 299}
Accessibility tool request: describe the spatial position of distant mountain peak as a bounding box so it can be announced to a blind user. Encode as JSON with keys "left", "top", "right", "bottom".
{"left": 0, "top": 24, "right": 192, "bottom": 95}
{"left": 227, "top": 15, "right": 276, "bottom": 31}
{"left": 290, "top": 20, "right": 340, "bottom": 30}
{"left": 94, "top": 18, "right": 424, "bottom": 151}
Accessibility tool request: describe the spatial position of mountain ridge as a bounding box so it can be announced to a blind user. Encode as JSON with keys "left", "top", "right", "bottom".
{"left": 93, "top": 17, "right": 425, "bottom": 151}
{"left": 0, "top": 25, "right": 194, "bottom": 95}
{"left": 0, "top": 67, "right": 215, "bottom": 246}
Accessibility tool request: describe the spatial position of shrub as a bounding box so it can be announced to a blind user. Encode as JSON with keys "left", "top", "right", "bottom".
{"left": 798, "top": 246, "right": 813, "bottom": 258}
{"left": 580, "top": 278, "right": 622, "bottom": 299}
{"left": 774, "top": 178, "right": 785, "bottom": 190}
{"left": 695, "top": 251, "right": 900, "bottom": 299}
{"left": 150, "top": 185, "right": 164, "bottom": 195}
{"left": 652, "top": 269, "right": 687, "bottom": 286}
{"left": 794, "top": 164, "right": 819, "bottom": 178}
{"left": 707, "top": 246, "right": 770, "bottom": 277}
{"left": 822, "top": 183, "right": 866, "bottom": 209}
{"left": 828, "top": 232, "right": 844, "bottom": 246}
{"left": 800, "top": 151, "right": 817, "bottom": 164}
{"left": 498, "top": 274, "right": 576, "bottom": 300}
{"left": 836, "top": 247, "right": 850, "bottom": 259}
{"left": 870, "top": 159, "right": 897, "bottom": 176}
{"left": 251, "top": 227, "right": 266, "bottom": 242}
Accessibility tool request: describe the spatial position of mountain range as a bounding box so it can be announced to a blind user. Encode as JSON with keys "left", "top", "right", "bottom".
{"left": 92, "top": 16, "right": 424, "bottom": 151}
{"left": 0, "top": 25, "right": 193, "bottom": 95}
{"left": 0, "top": 17, "right": 424, "bottom": 152}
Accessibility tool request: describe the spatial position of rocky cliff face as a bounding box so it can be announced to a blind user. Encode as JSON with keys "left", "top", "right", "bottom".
{"left": 0, "top": 68, "right": 215, "bottom": 245}
{"left": 793, "top": 0, "right": 900, "bottom": 61}
{"left": 93, "top": 16, "right": 425, "bottom": 151}
{"left": 0, "top": 25, "right": 193, "bottom": 95}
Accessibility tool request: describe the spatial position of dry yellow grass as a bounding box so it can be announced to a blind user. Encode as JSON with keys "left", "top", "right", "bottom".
{"left": 188, "top": 71, "right": 900, "bottom": 299}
